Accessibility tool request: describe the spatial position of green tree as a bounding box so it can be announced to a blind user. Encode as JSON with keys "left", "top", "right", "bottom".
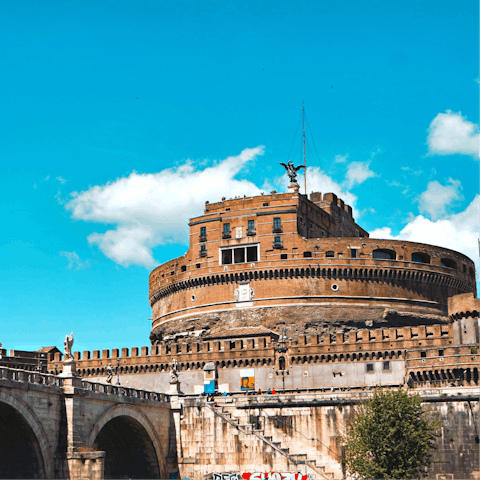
{"left": 340, "top": 388, "right": 441, "bottom": 479}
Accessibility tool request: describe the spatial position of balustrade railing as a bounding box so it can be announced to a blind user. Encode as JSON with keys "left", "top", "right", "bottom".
{"left": 80, "top": 379, "right": 169, "bottom": 402}
{"left": 0, "top": 366, "right": 168, "bottom": 401}
{"left": 0, "top": 367, "right": 64, "bottom": 386}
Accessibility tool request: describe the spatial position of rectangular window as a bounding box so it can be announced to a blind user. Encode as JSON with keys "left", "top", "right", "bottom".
{"left": 274, "top": 236, "right": 281, "bottom": 243}
{"left": 281, "top": 253, "right": 288, "bottom": 260}
{"left": 220, "top": 244, "right": 259, "bottom": 265}
{"left": 383, "top": 361, "right": 390, "bottom": 371}
{"left": 351, "top": 249, "right": 357, "bottom": 258}
{"left": 248, "top": 220, "right": 255, "bottom": 230}
{"left": 234, "top": 247, "right": 245, "bottom": 264}
{"left": 420, "top": 351, "right": 426, "bottom": 358}
{"left": 263, "top": 203, "right": 269, "bottom": 207}
{"left": 438, "top": 350, "right": 444, "bottom": 357}
{"left": 181, "top": 265, "right": 187, "bottom": 272}
{"left": 196, "top": 263, "right": 201, "bottom": 269}
{"left": 200, "top": 244, "right": 206, "bottom": 251}
{"left": 200, "top": 226, "right": 206, "bottom": 236}
{"left": 246, "top": 246, "right": 258, "bottom": 262}
{"left": 223, "top": 223, "right": 230, "bottom": 233}
{"left": 222, "top": 249, "right": 232, "bottom": 265}
{"left": 366, "top": 363, "right": 374, "bottom": 373}
{"left": 273, "top": 217, "right": 281, "bottom": 228}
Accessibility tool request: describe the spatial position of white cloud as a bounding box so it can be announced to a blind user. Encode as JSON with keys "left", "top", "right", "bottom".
{"left": 417, "top": 178, "right": 463, "bottom": 220}
{"left": 335, "top": 154, "right": 349, "bottom": 163}
{"left": 370, "top": 195, "right": 479, "bottom": 273}
{"left": 427, "top": 110, "right": 479, "bottom": 158}
{"left": 65, "top": 147, "right": 264, "bottom": 268}
{"left": 306, "top": 166, "right": 358, "bottom": 208}
{"left": 60, "top": 251, "right": 89, "bottom": 270}
{"left": 343, "top": 161, "right": 377, "bottom": 189}
{"left": 56, "top": 176, "right": 67, "bottom": 184}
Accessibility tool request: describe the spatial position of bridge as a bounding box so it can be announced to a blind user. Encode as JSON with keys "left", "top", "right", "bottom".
{"left": 0, "top": 364, "right": 175, "bottom": 479}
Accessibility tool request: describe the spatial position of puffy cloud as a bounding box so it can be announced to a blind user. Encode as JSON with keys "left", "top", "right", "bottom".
{"left": 427, "top": 111, "right": 479, "bottom": 158}
{"left": 59, "top": 251, "right": 89, "bottom": 270}
{"left": 65, "top": 147, "right": 264, "bottom": 268}
{"left": 343, "top": 161, "right": 377, "bottom": 189}
{"left": 306, "top": 166, "right": 357, "bottom": 208}
{"left": 417, "top": 178, "right": 463, "bottom": 220}
{"left": 370, "top": 195, "right": 479, "bottom": 271}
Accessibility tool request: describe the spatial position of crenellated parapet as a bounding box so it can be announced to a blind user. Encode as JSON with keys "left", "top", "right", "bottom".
{"left": 48, "top": 323, "right": 455, "bottom": 378}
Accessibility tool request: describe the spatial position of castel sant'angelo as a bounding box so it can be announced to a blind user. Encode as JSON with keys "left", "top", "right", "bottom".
{"left": 2, "top": 163, "right": 479, "bottom": 479}
{"left": 65, "top": 162, "right": 478, "bottom": 395}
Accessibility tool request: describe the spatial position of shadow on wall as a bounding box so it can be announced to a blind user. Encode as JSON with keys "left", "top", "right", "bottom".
{"left": 0, "top": 402, "right": 46, "bottom": 478}
{"left": 93, "top": 416, "right": 160, "bottom": 479}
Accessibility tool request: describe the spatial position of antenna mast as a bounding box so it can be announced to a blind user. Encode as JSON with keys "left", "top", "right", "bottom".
{"left": 303, "top": 102, "right": 307, "bottom": 195}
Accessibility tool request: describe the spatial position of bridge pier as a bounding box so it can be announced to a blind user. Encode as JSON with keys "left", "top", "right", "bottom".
{"left": 61, "top": 360, "right": 107, "bottom": 480}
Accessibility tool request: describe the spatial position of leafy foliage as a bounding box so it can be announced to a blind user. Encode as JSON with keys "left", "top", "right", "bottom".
{"left": 340, "top": 388, "right": 441, "bottom": 479}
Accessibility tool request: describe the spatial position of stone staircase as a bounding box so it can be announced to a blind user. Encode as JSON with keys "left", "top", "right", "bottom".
{"left": 207, "top": 403, "right": 337, "bottom": 480}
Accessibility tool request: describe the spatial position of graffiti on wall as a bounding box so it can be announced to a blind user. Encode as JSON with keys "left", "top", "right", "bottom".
{"left": 212, "top": 473, "right": 315, "bottom": 480}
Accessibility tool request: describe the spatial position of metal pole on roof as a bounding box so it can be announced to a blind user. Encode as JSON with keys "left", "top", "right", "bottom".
{"left": 303, "top": 102, "right": 307, "bottom": 195}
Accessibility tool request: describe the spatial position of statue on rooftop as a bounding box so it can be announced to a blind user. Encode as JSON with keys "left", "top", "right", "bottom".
{"left": 279, "top": 160, "right": 305, "bottom": 184}
{"left": 64, "top": 332, "right": 74, "bottom": 361}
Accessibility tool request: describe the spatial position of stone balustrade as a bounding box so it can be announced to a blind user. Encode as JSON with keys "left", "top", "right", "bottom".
{"left": 80, "top": 379, "right": 170, "bottom": 402}
{"left": 0, "top": 366, "right": 64, "bottom": 386}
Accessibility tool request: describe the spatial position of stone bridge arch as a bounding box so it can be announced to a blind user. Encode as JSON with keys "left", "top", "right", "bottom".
{"left": 0, "top": 389, "right": 53, "bottom": 478}
{"left": 86, "top": 404, "right": 166, "bottom": 479}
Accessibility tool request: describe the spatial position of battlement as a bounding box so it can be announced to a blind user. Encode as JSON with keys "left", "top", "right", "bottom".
{"left": 48, "top": 323, "right": 455, "bottom": 372}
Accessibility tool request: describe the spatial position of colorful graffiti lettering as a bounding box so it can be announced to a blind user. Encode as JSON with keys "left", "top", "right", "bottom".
{"left": 213, "top": 474, "right": 241, "bottom": 480}
{"left": 240, "top": 473, "right": 315, "bottom": 480}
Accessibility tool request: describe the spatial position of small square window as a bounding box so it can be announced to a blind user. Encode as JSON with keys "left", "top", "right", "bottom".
{"left": 326, "top": 251, "right": 335, "bottom": 258}
{"left": 274, "top": 236, "right": 281, "bottom": 243}
{"left": 200, "top": 245, "right": 206, "bottom": 251}
{"left": 281, "top": 254, "right": 288, "bottom": 260}
{"left": 420, "top": 351, "right": 426, "bottom": 358}
{"left": 383, "top": 361, "right": 390, "bottom": 371}
{"left": 366, "top": 363, "right": 374, "bottom": 373}
{"left": 263, "top": 203, "right": 269, "bottom": 207}
{"left": 181, "top": 265, "right": 187, "bottom": 272}
{"left": 438, "top": 350, "right": 444, "bottom": 357}
{"left": 196, "top": 263, "right": 201, "bottom": 269}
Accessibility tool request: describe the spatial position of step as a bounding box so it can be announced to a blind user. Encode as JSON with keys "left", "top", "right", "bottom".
{"left": 280, "top": 447, "right": 290, "bottom": 454}
{"left": 290, "top": 454, "right": 308, "bottom": 461}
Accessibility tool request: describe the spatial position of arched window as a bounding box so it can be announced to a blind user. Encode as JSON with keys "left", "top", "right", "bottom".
{"left": 441, "top": 258, "right": 457, "bottom": 269}
{"left": 372, "top": 249, "right": 396, "bottom": 260}
{"left": 412, "top": 252, "right": 430, "bottom": 264}
{"left": 279, "top": 356, "right": 286, "bottom": 371}
{"left": 326, "top": 250, "right": 335, "bottom": 258}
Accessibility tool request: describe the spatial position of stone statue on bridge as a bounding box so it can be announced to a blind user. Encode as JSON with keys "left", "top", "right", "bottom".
{"left": 106, "top": 363, "right": 114, "bottom": 384}
{"left": 64, "top": 332, "right": 74, "bottom": 361}
{"left": 169, "top": 358, "right": 179, "bottom": 383}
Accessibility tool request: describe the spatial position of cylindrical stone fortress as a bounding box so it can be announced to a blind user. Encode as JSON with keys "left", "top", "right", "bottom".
{"left": 149, "top": 188, "right": 476, "bottom": 342}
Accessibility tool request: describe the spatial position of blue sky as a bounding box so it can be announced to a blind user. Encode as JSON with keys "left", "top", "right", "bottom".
{"left": 1, "top": 1, "right": 478, "bottom": 353}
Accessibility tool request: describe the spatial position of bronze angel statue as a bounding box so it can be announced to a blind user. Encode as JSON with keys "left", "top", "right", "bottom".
{"left": 279, "top": 160, "right": 305, "bottom": 183}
